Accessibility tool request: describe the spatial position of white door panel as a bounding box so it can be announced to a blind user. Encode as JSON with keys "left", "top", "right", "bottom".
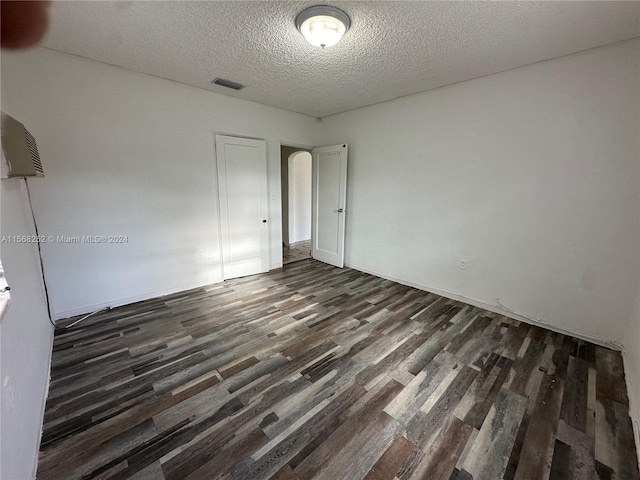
{"left": 216, "top": 135, "right": 268, "bottom": 279}
{"left": 312, "top": 144, "right": 348, "bottom": 267}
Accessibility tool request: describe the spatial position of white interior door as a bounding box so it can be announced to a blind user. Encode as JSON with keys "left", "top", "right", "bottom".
{"left": 215, "top": 135, "right": 269, "bottom": 279}
{"left": 312, "top": 144, "right": 348, "bottom": 267}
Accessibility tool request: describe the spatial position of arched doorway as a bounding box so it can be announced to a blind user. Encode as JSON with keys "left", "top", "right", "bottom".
{"left": 281, "top": 147, "right": 312, "bottom": 264}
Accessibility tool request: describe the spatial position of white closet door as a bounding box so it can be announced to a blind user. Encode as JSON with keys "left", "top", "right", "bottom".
{"left": 311, "top": 144, "right": 348, "bottom": 268}
{"left": 215, "top": 135, "right": 269, "bottom": 279}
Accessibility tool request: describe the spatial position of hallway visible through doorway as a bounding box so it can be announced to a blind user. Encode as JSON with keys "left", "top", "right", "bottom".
{"left": 283, "top": 240, "right": 311, "bottom": 264}
{"left": 281, "top": 145, "right": 312, "bottom": 266}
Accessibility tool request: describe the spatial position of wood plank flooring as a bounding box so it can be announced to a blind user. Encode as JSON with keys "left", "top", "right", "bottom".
{"left": 38, "top": 259, "right": 640, "bottom": 480}
{"left": 283, "top": 241, "right": 311, "bottom": 265}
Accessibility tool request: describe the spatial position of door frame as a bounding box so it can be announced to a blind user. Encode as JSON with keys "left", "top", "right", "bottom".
{"left": 278, "top": 141, "right": 315, "bottom": 269}
{"left": 214, "top": 132, "right": 269, "bottom": 280}
{"left": 310, "top": 144, "right": 348, "bottom": 268}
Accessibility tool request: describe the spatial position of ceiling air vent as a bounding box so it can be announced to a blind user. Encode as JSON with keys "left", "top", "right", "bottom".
{"left": 212, "top": 78, "right": 245, "bottom": 90}
{"left": 1, "top": 112, "right": 44, "bottom": 178}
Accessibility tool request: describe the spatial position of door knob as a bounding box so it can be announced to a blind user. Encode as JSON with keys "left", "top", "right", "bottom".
{"left": 337, "top": 208, "right": 344, "bottom": 213}
{"left": 262, "top": 219, "right": 267, "bottom": 223}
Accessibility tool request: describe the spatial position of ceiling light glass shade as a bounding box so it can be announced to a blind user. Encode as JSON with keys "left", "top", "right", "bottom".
{"left": 296, "top": 6, "right": 351, "bottom": 48}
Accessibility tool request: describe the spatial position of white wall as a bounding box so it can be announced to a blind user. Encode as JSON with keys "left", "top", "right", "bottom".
{"left": 318, "top": 39, "right": 640, "bottom": 347}
{"left": 0, "top": 179, "right": 54, "bottom": 480}
{"left": 1, "top": 48, "right": 319, "bottom": 318}
{"left": 2, "top": 39, "right": 639, "bottom": 475}
{"left": 318, "top": 40, "right": 640, "bottom": 450}
{"left": 288, "top": 151, "right": 312, "bottom": 244}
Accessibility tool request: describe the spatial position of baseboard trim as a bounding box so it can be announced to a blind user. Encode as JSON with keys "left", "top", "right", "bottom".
{"left": 345, "top": 261, "right": 640, "bottom": 469}
{"left": 45, "top": 261, "right": 639, "bottom": 470}
{"left": 344, "top": 262, "right": 619, "bottom": 350}
{"left": 53, "top": 278, "right": 223, "bottom": 321}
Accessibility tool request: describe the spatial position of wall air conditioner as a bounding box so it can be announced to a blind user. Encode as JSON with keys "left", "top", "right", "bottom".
{"left": 1, "top": 112, "right": 44, "bottom": 178}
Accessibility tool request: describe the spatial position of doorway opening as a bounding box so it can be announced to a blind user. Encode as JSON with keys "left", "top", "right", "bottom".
{"left": 281, "top": 145, "right": 312, "bottom": 265}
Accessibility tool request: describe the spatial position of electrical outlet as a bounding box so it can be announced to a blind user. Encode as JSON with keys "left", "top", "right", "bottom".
{"left": 196, "top": 249, "right": 204, "bottom": 259}
{"left": 459, "top": 259, "right": 468, "bottom": 270}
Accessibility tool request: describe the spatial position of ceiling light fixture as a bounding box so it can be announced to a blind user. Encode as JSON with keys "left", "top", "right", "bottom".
{"left": 295, "top": 5, "right": 351, "bottom": 49}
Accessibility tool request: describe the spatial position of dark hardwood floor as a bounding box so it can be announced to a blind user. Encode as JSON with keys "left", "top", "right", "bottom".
{"left": 38, "top": 259, "right": 639, "bottom": 480}
{"left": 283, "top": 241, "right": 311, "bottom": 265}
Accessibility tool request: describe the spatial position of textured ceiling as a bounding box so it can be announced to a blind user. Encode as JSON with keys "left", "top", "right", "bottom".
{"left": 41, "top": 1, "right": 640, "bottom": 118}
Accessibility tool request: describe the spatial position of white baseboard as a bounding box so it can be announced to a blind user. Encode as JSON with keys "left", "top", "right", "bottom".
{"left": 346, "top": 261, "right": 640, "bottom": 470}
{"left": 44, "top": 260, "right": 640, "bottom": 471}
{"left": 53, "top": 278, "right": 223, "bottom": 321}
{"left": 344, "top": 262, "right": 619, "bottom": 350}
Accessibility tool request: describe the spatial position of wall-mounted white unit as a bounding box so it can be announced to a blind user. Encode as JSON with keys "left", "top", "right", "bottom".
{"left": 1, "top": 112, "right": 44, "bottom": 178}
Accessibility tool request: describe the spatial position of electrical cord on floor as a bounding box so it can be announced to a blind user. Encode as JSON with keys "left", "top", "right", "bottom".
{"left": 25, "top": 179, "right": 112, "bottom": 330}
{"left": 64, "top": 306, "right": 111, "bottom": 329}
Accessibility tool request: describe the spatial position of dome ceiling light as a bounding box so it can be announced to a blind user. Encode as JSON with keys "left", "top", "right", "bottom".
{"left": 295, "top": 5, "right": 351, "bottom": 48}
